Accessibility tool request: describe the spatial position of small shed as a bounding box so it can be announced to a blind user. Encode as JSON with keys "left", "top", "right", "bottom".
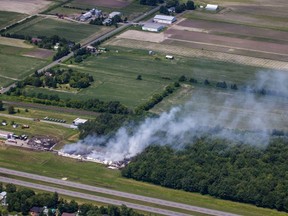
{"left": 109, "top": 11, "right": 121, "bottom": 19}
{"left": 205, "top": 4, "right": 219, "bottom": 11}
{"left": 166, "top": 55, "right": 174, "bottom": 59}
{"left": 73, "top": 118, "right": 88, "bottom": 126}
{"left": 0, "top": 191, "right": 7, "bottom": 205}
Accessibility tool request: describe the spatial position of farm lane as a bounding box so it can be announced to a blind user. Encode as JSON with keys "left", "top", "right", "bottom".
{"left": 0, "top": 167, "right": 240, "bottom": 216}
{"left": 0, "top": 176, "right": 191, "bottom": 216}
{"left": 0, "top": 112, "right": 72, "bottom": 128}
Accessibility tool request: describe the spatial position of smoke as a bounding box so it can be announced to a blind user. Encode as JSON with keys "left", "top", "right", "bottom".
{"left": 61, "top": 70, "right": 288, "bottom": 162}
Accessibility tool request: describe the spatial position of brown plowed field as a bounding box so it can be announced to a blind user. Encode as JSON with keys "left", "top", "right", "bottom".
{"left": 165, "top": 29, "right": 288, "bottom": 56}
{"left": 177, "top": 19, "right": 288, "bottom": 42}
{"left": 71, "top": 0, "right": 131, "bottom": 8}
{"left": 23, "top": 49, "right": 54, "bottom": 59}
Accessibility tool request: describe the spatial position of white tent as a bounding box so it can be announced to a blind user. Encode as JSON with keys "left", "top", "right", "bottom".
{"left": 205, "top": 4, "right": 219, "bottom": 11}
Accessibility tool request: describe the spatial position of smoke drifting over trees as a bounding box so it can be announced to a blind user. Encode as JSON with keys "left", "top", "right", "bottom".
{"left": 61, "top": 71, "right": 288, "bottom": 162}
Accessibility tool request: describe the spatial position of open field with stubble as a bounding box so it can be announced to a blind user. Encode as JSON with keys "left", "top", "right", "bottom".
{"left": 0, "top": 147, "right": 287, "bottom": 216}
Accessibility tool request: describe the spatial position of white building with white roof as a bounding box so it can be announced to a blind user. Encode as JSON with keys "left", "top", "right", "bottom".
{"left": 142, "top": 23, "right": 164, "bottom": 32}
{"left": 153, "top": 15, "right": 176, "bottom": 24}
{"left": 205, "top": 4, "right": 219, "bottom": 11}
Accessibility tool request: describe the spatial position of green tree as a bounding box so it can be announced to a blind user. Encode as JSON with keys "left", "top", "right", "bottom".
{"left": 0, "top": 100, "right": 4, "bottom": 111}
{"left": 186, "top": 0, "right": 195, "bottom": 10}
{"left": 7, "top": 105, "right": 15, "bottom": 114}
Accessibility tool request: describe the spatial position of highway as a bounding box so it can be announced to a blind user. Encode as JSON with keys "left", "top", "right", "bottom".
{"left": 0, "top": 167, "right": 240, "bottom": 216}
{"left": 0, "top": 176, "right": 191, "bottom": 216}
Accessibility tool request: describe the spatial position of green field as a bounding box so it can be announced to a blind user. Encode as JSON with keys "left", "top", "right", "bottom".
{"left": 0, "top": 11, "right": 27, "bottom": 29}
{"left": 0, "top": 44, "right": 49, "bottom": 87}
{"left": 22, "top": 46, "right": 263, "bottom": 108}
{"left": 7, "top": 17, "right": 106, "bottom": 43}
{"left": 65, "top": 0, "right": 154, "bottom": 20}
{"left": 0, "top": 147, "right": 286, "bottom": 216}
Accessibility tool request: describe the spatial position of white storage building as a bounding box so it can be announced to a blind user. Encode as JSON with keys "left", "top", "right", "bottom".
{"left": 205, "top": 4, "right": 219, "bottom": 11}
{"left": 109, "top": 11, "right": 122, "bottom": 19}
{"left": 153, "top": 15, "right": 176, "bottom": 24}
{"left": 73, "top": 118, "right": 88, "bottom": 126}
{"left": 142, "top": 23, "right": 164, "bottom": 32}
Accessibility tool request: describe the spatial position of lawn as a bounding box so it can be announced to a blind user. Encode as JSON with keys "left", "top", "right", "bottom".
{"left": 21, "top": 46, "right": 262, "bottom": 108}
{"left": 0, "top": 44, "right": 49, "bottom": 87}
{"left": 7, "top": 17, "right": 106, "bottom": 43}
{"left": 0, "top": 147, "right": 286, "bottom": 216}
{"left": 0, "top": 11, "right": 27, "bottom": 29}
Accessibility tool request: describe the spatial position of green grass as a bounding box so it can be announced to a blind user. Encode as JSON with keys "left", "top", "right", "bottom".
{"left": 0, "top": 114, "right": 77, "bottom": 143}
{"left": 0, "top": 11, "right": 27, "bottom": 29}
{"left": 0, "top": 147, "right": 286, "bottom": 216}
{"left": 0, "top": 44, "right": 49, "bottom": 87}
{"left": 21, "top": 46, "right": 262, "bottom": 108}
{"left": 8, "top": 17, "right": 105, "bottom": 43}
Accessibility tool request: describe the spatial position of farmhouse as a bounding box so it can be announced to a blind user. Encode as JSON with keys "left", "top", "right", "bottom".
{"left": 153, "top": 15, "right": 176, "bottom": 24}
{"left": 80, "top": 11, "right": 92, "bottom": 22}
{"left": 73, "top": 118, "right": 88, "bottom": 126}
{"left": 142, "top": 23, "right": 164, "bottom": 32}
{"left": 103, "top": 18, "right": 112, "bottom": 25}
{"left": 109, "top": 11, "right": 121, "bottom": 19}
{"left": 205, "top": 4, "right": 219, "bottom": 11}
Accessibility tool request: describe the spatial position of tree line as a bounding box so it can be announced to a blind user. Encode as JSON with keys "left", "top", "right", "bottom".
{"left": 0, "top": 183, "right": 143, "bottom": 216}
{"left": 121, "top": 136, "right": 288, "bottom": 212}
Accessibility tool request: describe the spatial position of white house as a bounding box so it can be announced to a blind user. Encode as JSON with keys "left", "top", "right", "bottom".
{"left": 205, "top": 4, "right": 219, "bottom": 11}
{"left": 109, "top": 11, "right": 121, "bottom": 19}
{"left": 0, "top": 191, "right": 7, "bottom": 206}
{"left": 142, "top": 23, "right": 164, "bottom": 32}
{"left": 153, "top": 15, "right": 176, "bottom": 24}
{"left": 80, "top": 11, "right": 92, "bottom": 22}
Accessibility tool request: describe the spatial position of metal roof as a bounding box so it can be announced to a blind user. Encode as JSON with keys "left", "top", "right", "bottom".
{"left": 154, "top": 15, "right": 176, "bottom": 21}
{"left": 143, "top": 23, "right": 164, "bottom": 29}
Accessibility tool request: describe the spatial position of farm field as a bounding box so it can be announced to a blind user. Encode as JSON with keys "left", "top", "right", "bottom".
{"left": 0, "top": 11, "right": 27, "bottom": 29}
{"left": 0, "top": 0, "right": 52, "bottom": 14}
{"left": 0, "top": 147, "right": 286, "bottom": 216}
{"left": 184, "top": 0, "right": 288, "bottom": 31}
{"left": 0, "top": 42, "right": 50, "bottom": 87}
{"left": 7, "top": 17, "right": 109, "bottom": 43}
{"left": 64, "top": 0, "right": 154, "bottom": 20}
{"left": 20, "top": 46, "right": 265, "bottom": 108}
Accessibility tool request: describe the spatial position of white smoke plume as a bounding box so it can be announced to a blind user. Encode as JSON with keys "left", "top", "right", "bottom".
{"left": 61, "top": 71, "right": 288, "bottom": 162}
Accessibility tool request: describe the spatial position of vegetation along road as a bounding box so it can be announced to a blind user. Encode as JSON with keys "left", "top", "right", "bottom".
{"left": 0, "top": 176, "right": 190, "bottom": 216}
{"left": 0, "top": 167, "right": 240, "bottom": 216}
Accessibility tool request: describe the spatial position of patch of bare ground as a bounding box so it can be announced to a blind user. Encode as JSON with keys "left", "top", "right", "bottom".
{"left": 116, "top": 30, "right": 168, "bottom": 43}
{"left": 0, "top": 0, "right": 52, "bottom": 14}
{"left": 23, "top": 48, "right": 54, "bottom": 59}
{"left": 71, "top": 0, "right": 131, "bottom": 8}
{"left": 107, "top": 38, "right": 288, "bottom": 70}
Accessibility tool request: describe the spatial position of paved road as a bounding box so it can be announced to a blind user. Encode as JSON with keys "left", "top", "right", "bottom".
{"left": 0, "top": 113, "right": 72, "bottom": 128}
{"left": 0, "top": 167, "right": 240, "bottom": 216}
{"left": 0, "top": 176, "right": 191, "bottom": 216}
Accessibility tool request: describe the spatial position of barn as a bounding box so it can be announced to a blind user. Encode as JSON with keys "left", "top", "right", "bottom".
{"left": 205, "top": 4, "right": 219, "bottom": 11}
{"left": 142, "top": 23, "right": 164, "bottom": 32}
{"left": 153, "top": 15, "right": 176, "bottom": 24}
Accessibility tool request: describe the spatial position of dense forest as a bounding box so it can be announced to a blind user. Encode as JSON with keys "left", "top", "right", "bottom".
{"left": 1, "top": 183, "right": 143, "bottom": 216}
{"left": 122, "top": 137, "right": 288, "bottom": 212}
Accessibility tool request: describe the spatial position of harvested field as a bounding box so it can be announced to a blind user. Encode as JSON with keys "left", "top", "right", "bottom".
{"left": 0, "top": 37, "right": 33, "bottom": 48}
{"left": 165, "top": 29, "right": 288, "bottom": 56}
{"left": 107, "top": 38, "right": 288, "bottom": 70}
{"left": 116, "top": 30, "right": 167, "bottom": 43}
{"left": 23, "top": 48, "right": 54, "bottom": 59}
{"left": 177, "top": 19, "right": 288, "bottom": 42}
{"left": 0, "top": 0, "right": 52, "bottom": 14}
{"left": 70, "top": 0, "right": 131, "bottom": 8}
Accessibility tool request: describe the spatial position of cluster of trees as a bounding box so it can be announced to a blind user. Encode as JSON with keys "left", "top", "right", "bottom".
{"left": 78, "top": 113, "right": 130, "bottom": 139}
{"left": 74, "top": 47, "right": 92, "bottom": 63}
{"left": 0, "top": 33, "right": 31, "bottom": 40}
{"left": 21, "top": 68, "right": 94, "bottom": 89}
{"left": 160, "top": 0, "right": 195, "bottom": 14}
{"left": 178, "top": 75, "right": 238, "bottom": 90}
{"left": 53, "top": 46, "right": 70, "bottom": 61}
{"left": 31, "top": 35, "right": 74, "bottom": 50}
{"left": 135, "top": 82, "right": 180, "bottom": 113}
{"left": 139, "top": 0, "right": 163, "bottom": 6}
{"left": 122, "top": 136, "right": 288, "bottom": 212}
{"left": 1, "top": 183, "right": 143, "bottom": 216}
{"left": 6, "top": 86, "right": 131, "bottom": 114}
